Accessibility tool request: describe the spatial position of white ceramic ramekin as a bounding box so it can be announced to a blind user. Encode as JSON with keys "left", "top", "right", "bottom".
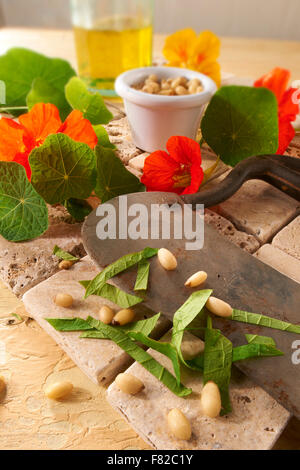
{"left": 115, "top": 66, "right": 217, "bottom": 153}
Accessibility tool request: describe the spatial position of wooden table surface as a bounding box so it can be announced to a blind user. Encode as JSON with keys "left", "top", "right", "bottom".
{"left": 0, "top": 27, "right": 299, "bottom": 450}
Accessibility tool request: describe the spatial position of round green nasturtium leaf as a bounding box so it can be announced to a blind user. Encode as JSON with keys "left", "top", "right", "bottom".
{"left": 0, "top": 162, "right": 48, "bottom": 242}
{"left": 27, "top": 77, "right": 72, "bottom": 121}
{"left": 29, "top": 133, "right": 97, "bottom": 205}
{"left": 0, "top": 48, "right": 76, "bottom": 116}
{"left": 201, "top": 85, "right": 279, "bottom": 166}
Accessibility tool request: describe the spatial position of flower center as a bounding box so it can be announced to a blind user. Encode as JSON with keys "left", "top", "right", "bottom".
{"left": 197, "top": 52, "right": 206, "bottom": 64}
{"left": 172, "top": 168, "right": 191, "bottom": 188}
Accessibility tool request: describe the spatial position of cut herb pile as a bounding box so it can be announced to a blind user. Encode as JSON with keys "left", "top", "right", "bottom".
{"left": 47, "top": 246, "right": 300, "bottom": 418}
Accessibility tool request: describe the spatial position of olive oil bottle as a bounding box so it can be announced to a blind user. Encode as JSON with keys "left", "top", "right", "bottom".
{"left": 70, "top": 1, "right": 154, "bottom": 97}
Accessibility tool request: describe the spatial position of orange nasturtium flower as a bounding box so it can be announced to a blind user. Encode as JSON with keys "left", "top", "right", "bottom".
{"left": 254, "top": 67, "right": 299, "bottom": 154}
{"left": 0, "top": 103, "right": 98, "bottom": 179}
{"left": 163, "top": 29, "right": 221, "bottom": 87}
{"left": 141, "top": 136, "right": 204, "bottom": 195}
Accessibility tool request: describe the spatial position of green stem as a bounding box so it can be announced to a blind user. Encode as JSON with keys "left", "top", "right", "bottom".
{"left": 0, "top": 106, "right": 28, "bottom": 112}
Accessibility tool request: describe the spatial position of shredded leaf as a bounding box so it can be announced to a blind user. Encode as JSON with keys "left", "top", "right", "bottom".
{"left": 79, "top": 280, "right": 143, "bottom": 308}
{"left": 83, "top": 247, "right": 158, "bottom": 299}
{"left": 134, "top": 260, "right": 150, "bottom": 291}
{"left": 230, "top": 309, "right": 300, "bottom": 334}
{"left": 86, "top": 317, "right": 191, "bottom": 397}
{"left": 245, "top": 334, "right": 276, "bottom": 346}
{"left": 232, "top": 344, "right": 284, "bottom": 361}
{"left": 53, "top": 245, "right": 79, "bottom": 262}
{"left": 46, "top": 318, "right": 92, "bottom": 331}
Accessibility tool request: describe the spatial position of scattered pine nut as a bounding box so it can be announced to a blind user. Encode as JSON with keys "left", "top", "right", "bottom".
{"left": 0, "top": 376, "right": 6, "bottom": 394}
{"left": 99, "top": 305, "right": 115, "bottom": 325}
{"left": 167, "top": 408, "right": 191, "bottom": 441}
{"left": 185, "top": 271, "right": 208, "bottom": 288}
{"left": 206, "top": 297, "right": 233, "bottom": 318}
{"left": 54, "top": 293, "right": 73, "bottom": 308}
{"left": 201, "top": 381, "right": 222, "bottom": 418}
{"left": 158, "top": 248, "right": 177, "bottom": 271}
{"left": 115, "top": 373, "right": 144, "bottom": 395}
{"left": 112, "top": 308, "right": 135, "bottom": 326}
{"left": 58, "top": 260, "right": 75, "bottom": 270}
{"left": 45, "top": 381, "right": 73, "bottom": 400}
{"left": 133, "top": 75, "right": 203, "bottom": 96}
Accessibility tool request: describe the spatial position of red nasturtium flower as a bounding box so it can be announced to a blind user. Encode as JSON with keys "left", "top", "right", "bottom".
{"left": 0, "top": 103, "right": 98, "bottom": 179}
{"left": 254, "top": 67, "right": 299, "bottom": 154}
{"left": 141, "top": 136, "right": 204, "bottom": 195}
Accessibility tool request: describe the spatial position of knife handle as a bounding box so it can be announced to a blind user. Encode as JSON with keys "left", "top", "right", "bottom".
{"left": 181, "top": 154, "right": 300, "bottom": 207}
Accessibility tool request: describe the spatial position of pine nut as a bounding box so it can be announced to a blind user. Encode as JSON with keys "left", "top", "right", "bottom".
{"left": 201, "top": 381, "right": 222, "bottom": 418}
{"left": 99, "top": 305, "right": 115, "bottom": 325}
{"left": 159, "top": 89, "right": 174, "bottom": 96}
{"left": 161, "top": 80, "right": 171, "bottom": 90}
{"left": 188, "top": 78, "right": 201, "bottom": 88}
{"left": 143, "top": 81, "right": 160, "bottom": 94}
{"left": 158, "top": 248, "right": 177, "bottom": 271}
{"left": 206, "top": 297, "right": 233, "bottom": 317}
{"left": 45, "top": 381, "right": 73, "bottom": 400}
{"left": 175, "top": 85, "right": 188, "bottom": 95}
{"left": 58, "top": 260, "right": 75, "bottom": 270}
{"left": 54, "top": 293, "right": 73, "bottom": 308}
{"left": 112, "top": 308, "right": 135, "bottom": 326}
{"left": 196, "top": 86, "right": 204, "bottom": 93}
{"left": 188, "top": 84, "right": 198, "bottom": 94}
{"left": 115, "top": 373, "right": 144, "bottom": 395}
{"left": 0, "top": 376, "right": 6, "bottom": 394}
{"left": 185, "top": 271, "right": 208, "bottom": 288}
{"left": 167, "top": 408, "right": 191, "bottom": 441}
{"left": 148, "top": 74, "right": 158, "bottom": 82}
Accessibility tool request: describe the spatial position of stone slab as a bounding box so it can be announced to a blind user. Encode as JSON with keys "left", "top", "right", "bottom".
{"left": 0, "top": 222, "right": 85, "bottom": 298}
{"left": 272, "top": 216, "right": 300, "bottom": 261}
{"left": 285, "top": 134, "right": 300, "bottom": 158}
{"left": 204, "top": 209, "right": 260, "bottom": 253}
{"left": 22, "top": 257, "right": 171, "bottom": 386}
{"left": 254, "top": 244, "right": 300, "bottom": 284}
{"left": 107, "top": 331, "right": 290, "bottom": 450}
{"left": 104, "top": 117, "right": 144, "bottom": 164}
{"left": 216, "top": 179, "right": 300, "bottom": 244}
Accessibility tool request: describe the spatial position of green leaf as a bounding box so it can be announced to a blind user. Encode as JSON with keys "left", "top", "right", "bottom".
{"left": 93, "top": 125, "right": 116, "bottom": 149}
{"left": 0, "top": 162, "right": 48, "bottom": 242}
{"left": 201, "top": 86, "right": 279, "bottom": 166}
{"left": 171, "top": 290, "right": 212, "bottom": 364}
{"left": 53, "top": 245, "right": 79, "bottom": 262}
{"left": 82, "top": 313, "right": 161, "bottom": 339}
{"left": 79, "top": 280, "right": 143, "bottom": 308}
{"left": 29, "top": 133, "right": 96, "bottom": 205}
{"left": 86, "top": 316, "right": 191, "bottom": 397}
{"left": 46, "top": 318, "right": 92, "bottom": 331}
{"left": 94, "top": 145, "right": 145, "bottom": 203}
{"left": 245, "top": 334, "right": 276, "bottom": 346}
{"left": 134, "top": 260, "right": 150, "bottom": 291}
{"left": 65, "top": 77, "right": 113, "bottom": 125}
{"left": 83, "top": 247, "right": 158, "bottom": 298}
{"left": 230, "top": 309, "right": 300, "bottom": 334}
{"left": 0, "top": 48, "right": 75, "bottom": 116}
{"left": 203, "top": 324, "right": 233, "bottom": 415}
{"left": 26, "top": 77, "right": 72, "bottom": 120}
{"left": 232, "top": 344, "right": 284, "bottom": 361}
{"left": 65, "top": 198, "right": 93, "bottom": 222}
{"left": 128, "top": 331, "right": 182, "bottom": 386}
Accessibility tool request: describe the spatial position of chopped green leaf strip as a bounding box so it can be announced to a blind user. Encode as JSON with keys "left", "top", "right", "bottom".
{"left": 203, "top": 325, "right": 233, "bottom": 415}
{"left": 171, "top": 290, "right": 212, "bottom": 364}
{"left": 134, "top": 260, "right": 150, "bottom": 291}
{"left": 79, "top": 280, "right": 143, "bottom": 308}
{"left": 232, "top": 344, "right": 284, "bottom": 362}
{"left": 86, "top": 316, "right": 191, "bottom": 397}
{"left": 230, "top": 309, "right": 300, "bottom": 334}
{"left": 30, "top": 133, "right": 96, "bottom": 205}
{"left": 83, "top": 247, "right": 158, "bottom": 299}
{"left": 46, "top": 318, "right": 92, "bottom": 331}
{"left": 53, "top": 245, "right": 79, "bottom": 262}
{"left": 245, "top": 334, "right": 276, "bottom": 346}
{"left": 0, "top": 162, "right": 48, "bottom": 242}
{"left": 94, "top": 145, "right": 145, "bottom": 203}
{"left": 65, "top": 77, "right": 113, "bottom": 125}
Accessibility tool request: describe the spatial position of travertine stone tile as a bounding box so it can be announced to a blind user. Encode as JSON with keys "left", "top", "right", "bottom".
{"left": 216, "top": 180, "right": 300, "bottom": 243}
{"left": 272, "top": 216, "right": 300, "bottom": 261}
{"left": 107, "top": 332, "right": 290, "bottom": 450}
{"left": 0, "top": 223, "right": 85, "bottom": 297}
{"left": 104, "top": 117, "right": 144, "bottom": 164}
{"left": 254, "top": 244, "right": 300, "bottom": 284}
{"left": 204, "top": 209, "right": 260, "bottom": 253}
{"left": 23, "top": 258, "right": 170, "bottom": 386}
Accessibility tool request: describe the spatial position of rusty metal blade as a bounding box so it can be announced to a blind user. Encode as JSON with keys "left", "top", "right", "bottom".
{"left": 82, "top": 192, "right": 300, "bottom": 418}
